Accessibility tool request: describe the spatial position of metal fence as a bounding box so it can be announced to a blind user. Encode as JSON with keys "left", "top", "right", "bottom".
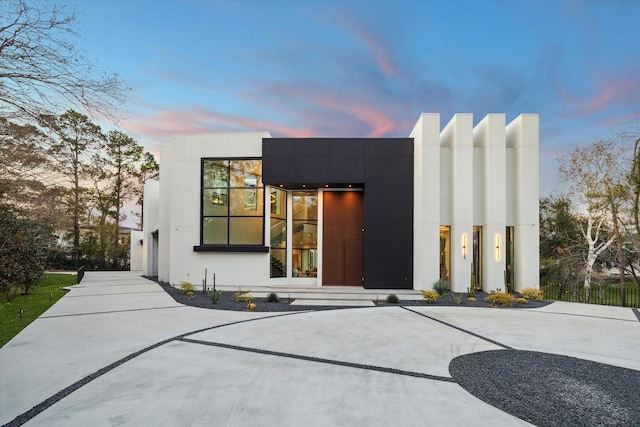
{"left": 77, "top": 265, "right": 85, "bottom": 284}
{"left": 541, "top": 282, "right": 640, "bottom": 308}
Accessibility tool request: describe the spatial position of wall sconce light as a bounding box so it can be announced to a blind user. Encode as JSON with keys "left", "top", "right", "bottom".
{"left": 495, "top": 234, "right": 501, "bottom": 261}
{"left": 461, "top": 233, "right": 467, "bottom": 259}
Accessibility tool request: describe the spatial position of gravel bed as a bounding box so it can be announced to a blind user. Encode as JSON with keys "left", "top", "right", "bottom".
{"left": 449, "top": 350, "right": 640, "bottom": 427}
{"left": 157, "top": 281, "right": 552, "bottom": 311}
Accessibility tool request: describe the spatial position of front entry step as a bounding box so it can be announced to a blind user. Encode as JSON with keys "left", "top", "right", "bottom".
{"left": 244, "top": 287, "right": 423, "bottom": 307}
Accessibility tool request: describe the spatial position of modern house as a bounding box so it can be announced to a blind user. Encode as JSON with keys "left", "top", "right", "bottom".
{"left": 141, "top": 113, "right": 539, "bottom": 292}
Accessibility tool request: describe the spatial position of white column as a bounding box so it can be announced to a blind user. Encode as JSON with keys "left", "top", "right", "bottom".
{"left": 442, "top": 114, "right": 473, "bottom": 293}
{"left": 474, "top": 114, "right": 506, "bottom": 292}
{"left": 506, "top": 114, "right": 540, "bottom": 291}
{"left": 411, "top": 114, "right": 440, "bottom": 290}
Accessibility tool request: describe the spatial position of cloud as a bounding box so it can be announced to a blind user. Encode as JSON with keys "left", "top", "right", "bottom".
{"left": 559, "top": 74, "right": 640, "bottom": 119}
{"left": 122, "top": 105, "right": 315, "bottom": 146}
{"left": 324, "top": 8, "right": 398, "bottom": 78}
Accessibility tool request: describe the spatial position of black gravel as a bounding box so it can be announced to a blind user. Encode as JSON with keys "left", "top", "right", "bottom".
{"left": 449, "top": 350, "right": 640, "bottom": 427}
{"left": 156, "top": 281, "right": 551, "bottom": 312}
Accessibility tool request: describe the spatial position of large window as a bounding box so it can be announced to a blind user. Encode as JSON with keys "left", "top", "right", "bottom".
{"left": 201, "top": 159, "right": 264, "bottom": 246}
{"left": 270, "top": 188, "right": 286, "bottom": 277}
{"left": 506, "top": 226, "right": 514, "bottom": 292}
{"left": 439, "top": 226, "right": 450, "bottom": 287}
{"left": 292, "top": 191, "right": 317, "bottom": 277}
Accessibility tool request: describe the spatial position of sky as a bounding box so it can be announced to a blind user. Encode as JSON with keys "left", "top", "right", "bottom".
{"left": 67, "top": 0, "right": 640, "bottom": 197}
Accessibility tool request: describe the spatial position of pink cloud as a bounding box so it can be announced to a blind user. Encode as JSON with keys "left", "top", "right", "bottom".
{"left": 598, "top": 111, "right": 640, "bottom": 127}
{"left": 337, "top": 17, "right": 396, "bottom": 77}
{"left": 559, "top": 75, "right": 639, "bottom": 118}
{"left": 122, "top": 106, "right": 314, "bottom": 144}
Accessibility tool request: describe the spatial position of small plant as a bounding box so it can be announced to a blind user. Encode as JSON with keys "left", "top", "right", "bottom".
{"left": 202, "top": 268, "right": 208, "bottom": 294}
{"left": 267, "top": 292, "right": 279, "bottom": 303}
{"left": 467, "top": 297, "right": 477, "bottom": 303}
{"left": 234, "top": 290, "right": 253, "bottom": 303}
{"left": 467, "top": 286, "right": 476, "bottom": 299}
{"left": 452, "top": 293, "right": 463, "bottom": 304}
{"left": 211, "top": 281, "right": 222, "bottom": 304}
{"left": 516, "top": 297, "right": 528, "bottom": 304}
{"left": 246, "top": 302, "right": 257, "bottom": 310}
{"left": 432, "top": 279, "right": 448, "bottom": 296}
{"left": 180, "top": 281, "right": 195, "bottom": 294}
{"left": 520, "top": 288, "right": 544, "bottom": 301}
{"left": 421, "top": 290, "right": 440, "bottom": 303}
{"left": 484, "top": 292, "right": 516, "bottom": 307}
{"left": 186, "top": 291, "right": 195, "bottom": 300}
{"left": 386, "top": 294, "right": 399, "bottom": 304}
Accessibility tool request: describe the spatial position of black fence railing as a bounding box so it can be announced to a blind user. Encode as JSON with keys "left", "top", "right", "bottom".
{"left": 541, "top": 282, "right": 640, "bottom": 308}
{"left": 77, "top": 265, "right": 85, "bottom": 284}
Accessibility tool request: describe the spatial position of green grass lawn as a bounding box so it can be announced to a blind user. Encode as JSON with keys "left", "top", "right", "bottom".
{"left": 0, "top": 273, "right": 75, "bottom": 348}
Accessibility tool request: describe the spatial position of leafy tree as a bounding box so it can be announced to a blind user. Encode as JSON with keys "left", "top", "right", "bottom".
{"left": 40, "top": 110, "right": 104, "bottom": 266}
{"left": 539, "top": 196, "right": 585, "bottom": 300}
{"left": 101, "top": 131, "right": 143, "bottom": 267}
{"left": 0, "top": 0, "right": 127, "bottom": 122}
{"left": 0, "top": 194, "right": 54, "bottom": 300}
{"left": 134, "top": 152, "right": 159, "bottom": 229}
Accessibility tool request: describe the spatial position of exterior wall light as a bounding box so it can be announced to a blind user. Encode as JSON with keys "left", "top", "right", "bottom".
{"left": 495, "top": 234, "right": 501, "bottom": 261}
{"left": 461, "top": 233, "right": 467, "bottom": 259}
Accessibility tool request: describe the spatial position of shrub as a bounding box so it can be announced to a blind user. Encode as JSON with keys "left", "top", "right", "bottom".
{"left": 246, "top": 302, "right": 256, "bottom": 310}
{"left": 467, "top": 297, "right": 477, "bottom": 303}
{"left": 432, "top": 279, "right": 448, "bottom": 296}
{"left": 186, "top": 291, "right": 195, "bottom": 300}
{"left": 267, "top": 292, "right": 279, "bottom": 303}
{"left": 386, "top": 294, "right": 399, "bottom": 304}
{"left": 234, "top": 290, "right": 253, "bottom": 302}
{"left": 421, "top": 290, "right": 440, "bottom": 303}
{"left": 180, "top": 281, "right": 195, "bottom": 294}
{"left": 484, "top": 292, "right": 516, "bottom": 307}
{"left": 520, "top": 288, "right": 543, "bottom": 301}
{"left": 516, "top": 297, "right": 528, "bottom": 304}
{"left": 452, "top": 293, "right": 463, "bottom": 304}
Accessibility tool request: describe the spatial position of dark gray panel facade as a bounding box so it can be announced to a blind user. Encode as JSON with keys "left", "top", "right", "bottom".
{"left": 262, "top": 138, "right": 414, "bottom": 289}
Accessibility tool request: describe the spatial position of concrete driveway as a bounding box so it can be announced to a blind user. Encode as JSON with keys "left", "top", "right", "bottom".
{"left": 1, "top": 272, "right": 638, "bottom": 426}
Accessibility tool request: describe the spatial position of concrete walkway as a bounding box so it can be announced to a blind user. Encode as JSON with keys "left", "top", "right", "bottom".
{"left": 1, "top": 272, "right": 638, "bottom": 426}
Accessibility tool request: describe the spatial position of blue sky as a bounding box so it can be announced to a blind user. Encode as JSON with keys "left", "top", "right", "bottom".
{"left": 70, "top": 0, "right": 640, "bottom": 196}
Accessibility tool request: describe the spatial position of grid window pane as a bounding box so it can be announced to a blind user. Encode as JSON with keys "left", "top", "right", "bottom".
{"left": 203, "top": 160, "right": 229, "bottom": 188}
{"left": 203, "top": 217, "right": 228, "bottom": 244}
{"left": 229, "top": 188, "right": 263, "bottom": 216}
{"left": 229, "top": 160, "right": 262, "bottom": 188}
{"left": 203, "top": 189, "right": 229, "bottom": 216}
{"left": 229, "top": 217, "right": 263, "bottom": 245}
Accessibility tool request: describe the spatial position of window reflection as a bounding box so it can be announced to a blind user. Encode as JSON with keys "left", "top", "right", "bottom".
{"left": 292, "top": 191, "right": 317, "bottom": 277}
{"left": 201, "top": 159, "right": 264, "bottom": 245}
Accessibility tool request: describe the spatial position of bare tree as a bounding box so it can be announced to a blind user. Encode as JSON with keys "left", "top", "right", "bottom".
{"left": 559, "top": 140, "right": 627, "bottom": 304}
{"left": 0, "top": 0, "right": 127, "bottom": 122}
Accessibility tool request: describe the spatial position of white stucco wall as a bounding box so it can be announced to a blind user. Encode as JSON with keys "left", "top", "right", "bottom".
{"left": 142, "top": 179, "right": 159, "bottom": 277}
{"left": 412, "top": 113, "right": 539, "bottom": 292}
{"left": 129, "top": 230, "right": 144, "bottom": 271}
{"left": 157, "top": 132, "right": 271, "bottom": 286}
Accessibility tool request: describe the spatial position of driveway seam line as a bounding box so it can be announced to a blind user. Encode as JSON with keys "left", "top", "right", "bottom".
{"left": 1, "top": 311, "right": 308, "bottom": 427}
{"left": 178, "top": 337, "right": 456, "bottom": 383}
{"left": 400, "top": 306, "right": 513, "bottom": 350}
{"left": 39, "top": 306, "right": 186, "bottom": 318}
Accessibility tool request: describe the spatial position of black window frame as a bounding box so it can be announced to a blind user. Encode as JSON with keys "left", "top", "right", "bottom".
{"left": 194, "top": 157, "right": 268, "bottom": 253}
